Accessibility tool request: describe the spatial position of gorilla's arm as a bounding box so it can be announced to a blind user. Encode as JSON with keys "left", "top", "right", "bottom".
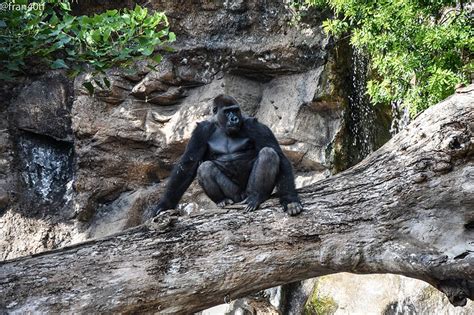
{"left": 246, "top": 119, "right": 301, "bottom": 210}
{"left": 155, "top": 122, "right": 215, "bottom": 212}
{"left": 276, "top": 154, "right": 301, "bottom": 206}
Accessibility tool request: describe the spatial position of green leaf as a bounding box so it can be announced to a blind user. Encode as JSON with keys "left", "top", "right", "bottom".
{"left": 168, "top": 32, "right": 176, "bottom": 42}
{"left": 49, "top": 13, "right": 59, "bottom": 25}
{"left": 83, "top": 81, "right": 95, "bottom": 95}
{"left": 103, "top": 77, "right": 111, "bottom": 88}
{"left": 51, "top": 59, "right": 69, "bottom": 69}
{"left": 106, "top": 9, "right": 118, "bottom": 16}
{"left": 152, "top": 54, "right": 162, "bottom": 63}
{"left": 103, "top": 29, "right": 111, "bottom": 41}
{"left": 91, "top": 30, "right": 101, "bottom": 42}
{"left": 142, "top": 46, "right": 154, "bottom": 56}
{"left": 59, "top": 2, "right": 72, "bottom": 11}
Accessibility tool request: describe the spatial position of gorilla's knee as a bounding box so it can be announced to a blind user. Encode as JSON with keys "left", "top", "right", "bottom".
{"left": 258, "top": 147, "right": 279, "bottom": 164}
{"left": 197, "top": 161, "right": 216, "bottom": 181}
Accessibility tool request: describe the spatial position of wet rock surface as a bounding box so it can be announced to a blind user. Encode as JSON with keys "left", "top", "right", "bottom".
{"left": 16, "top": 133, "right": 74, "bottom": 218}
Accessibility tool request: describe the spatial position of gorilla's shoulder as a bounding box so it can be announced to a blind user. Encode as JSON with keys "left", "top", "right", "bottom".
{"left": 196, "top": 120, "right": 214, "bottom": 128}
{"left": 244, "top": 116, "right": 257, "bottom": 122}
{"left": 244, "top": 117, "right": 271, "bottom": 130}
{"left": 243, "top": 116, "right": 259, "bottom": 126}
{"left": 195, "top": 120, "right": 216, "bottom": 134}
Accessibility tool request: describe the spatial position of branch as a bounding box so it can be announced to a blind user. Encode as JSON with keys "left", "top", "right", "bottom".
{"left": 0, "top": 86, "right": 473, "bottom": 314}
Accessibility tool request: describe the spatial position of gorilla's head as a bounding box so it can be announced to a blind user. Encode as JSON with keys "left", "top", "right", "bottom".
{"left": 213, "top": 94, "right": 243, "bottom": 136}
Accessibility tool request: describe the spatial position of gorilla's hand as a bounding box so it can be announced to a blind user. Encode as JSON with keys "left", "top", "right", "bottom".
{"left": 151, "top": 200, "right": 173, "bottom": 217}
{"left": 151, "top": 206, "right": 166, "bottom": 216}
{"left": 283, "top": 201, "right": 303, "bottom": 216}
{"left": 142, "top": 202, "right": 168, "bottom": 222}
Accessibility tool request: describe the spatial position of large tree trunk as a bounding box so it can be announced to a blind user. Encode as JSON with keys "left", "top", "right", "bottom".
{"left": 1, "top": 87, "right": 473, "bottom": 314}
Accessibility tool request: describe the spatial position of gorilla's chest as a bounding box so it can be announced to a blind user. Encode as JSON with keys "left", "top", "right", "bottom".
{"left": 208, "top": 128, "right": 253, "bottom": 155}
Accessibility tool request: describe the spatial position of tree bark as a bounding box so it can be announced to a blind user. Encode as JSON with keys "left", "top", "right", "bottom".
{"left": 1, "top": 87, "right": 473, "bottom": 314}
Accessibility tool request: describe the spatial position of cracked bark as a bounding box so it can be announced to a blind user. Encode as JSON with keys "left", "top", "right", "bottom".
{"left": 0, "top": 87, "right": 473, "bottom": 314}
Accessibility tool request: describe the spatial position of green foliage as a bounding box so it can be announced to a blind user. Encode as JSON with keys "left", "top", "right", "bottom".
{"left": 293, "top": 0, "right": 473, "bottom": 116}
{"left": 0, "top": 0, "right": 175, "bottom": 82}
{"left": 304, "top": 283, "right": 337, "bottom": 315}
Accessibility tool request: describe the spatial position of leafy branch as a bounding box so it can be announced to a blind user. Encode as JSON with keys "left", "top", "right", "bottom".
{"left": 0, "top": 0, "right": 175, "bottom": 85}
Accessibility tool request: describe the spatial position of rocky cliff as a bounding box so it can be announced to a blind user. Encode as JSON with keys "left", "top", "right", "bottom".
{"left": 1, "top": 0, "right": 357, "bottom": 256}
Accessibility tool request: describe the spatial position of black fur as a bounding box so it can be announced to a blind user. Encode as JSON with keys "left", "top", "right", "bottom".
{"left": 153, "top": 95, "right": 302, "bottom": 215}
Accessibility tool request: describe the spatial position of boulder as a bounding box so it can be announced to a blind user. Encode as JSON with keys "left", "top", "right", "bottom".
{"left": 10, "top": 71, "right": 73, "bottom": 141}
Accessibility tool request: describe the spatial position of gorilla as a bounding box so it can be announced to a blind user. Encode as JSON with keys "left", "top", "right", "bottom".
{"left": 153, "top": 94, "right": 303, "bottom": 216}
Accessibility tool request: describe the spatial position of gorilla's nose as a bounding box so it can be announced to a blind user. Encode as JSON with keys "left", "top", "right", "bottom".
{"left": 230, "top": 116, "right": 239, "bottom": 124}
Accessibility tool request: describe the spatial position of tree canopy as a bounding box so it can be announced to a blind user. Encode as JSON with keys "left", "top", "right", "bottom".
{"left": 294, "top": 0, "right": 473, "bottom": 116}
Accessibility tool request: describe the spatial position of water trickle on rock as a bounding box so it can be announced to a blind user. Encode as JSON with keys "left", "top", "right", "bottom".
{"left": 390, "top": 100, "right": 411, "bottom": 136}
{"left": 18, "top": 134, "right": 73, "bottom": 214}
{"left": 347, "top": 49, "right": 377, "bottom": 164}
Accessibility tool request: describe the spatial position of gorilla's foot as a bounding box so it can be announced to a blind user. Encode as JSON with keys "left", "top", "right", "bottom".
{"left": 240, "top": 195, "right": 261, "bottom": 212}
{"left": 217, "top": 199, "right": 234, "bottom": 207}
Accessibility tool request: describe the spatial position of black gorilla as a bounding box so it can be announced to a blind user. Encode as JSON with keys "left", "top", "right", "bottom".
{"left": 153, "top": 94, "right": 303, "bottom": 215}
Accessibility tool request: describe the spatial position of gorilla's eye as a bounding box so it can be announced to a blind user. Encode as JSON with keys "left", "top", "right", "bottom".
{"left": 225, "top": 109, "right": 240, "bottom": 115}
{"left": 226, "top": 110, "right": 239, "bottom": 118}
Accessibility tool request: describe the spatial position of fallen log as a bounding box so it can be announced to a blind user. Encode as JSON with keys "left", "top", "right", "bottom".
{"left": 1, "top": 86, "right": 473, "bottom": 314}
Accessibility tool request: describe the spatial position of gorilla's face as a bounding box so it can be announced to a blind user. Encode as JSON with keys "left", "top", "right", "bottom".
{"left": 216, "top": 104, "right": 242, "bottom": 136}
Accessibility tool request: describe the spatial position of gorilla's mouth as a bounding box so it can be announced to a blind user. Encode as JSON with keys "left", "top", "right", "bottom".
{"left": 226, "top": 125, "right": 240, "bottom": 135}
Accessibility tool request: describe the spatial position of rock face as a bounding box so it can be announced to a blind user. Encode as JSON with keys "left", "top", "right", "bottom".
{"left": 0, "top": 99, "right": 12, "bottom": 214}
{"left": 68, "top": 0, "right": 354, "bottom": 238}
{"left": 1, "top": 71, "right": 79, "bottom": 260}
{"left": 310, "top": 273, "right": 474, "bottom": 315}
{"left": 10, "top": 72, "right": 73, "bottom": 141}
